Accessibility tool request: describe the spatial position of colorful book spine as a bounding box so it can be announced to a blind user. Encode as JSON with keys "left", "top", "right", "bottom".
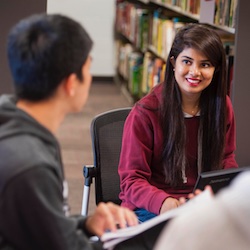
{"left": 214, "top": 0, "right": 238, "bottom": 28}
{"left": 128, "top": 52, "right": 143, "bottom": 97}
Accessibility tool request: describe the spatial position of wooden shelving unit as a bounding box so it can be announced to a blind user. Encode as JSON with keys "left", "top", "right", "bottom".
{"left": 115, "top": 0, "right": 250, "bottom": 166}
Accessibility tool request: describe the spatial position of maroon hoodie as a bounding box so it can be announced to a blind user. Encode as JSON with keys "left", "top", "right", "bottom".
{"left": 118, "top": 83, "right": 237, "bottom": 215}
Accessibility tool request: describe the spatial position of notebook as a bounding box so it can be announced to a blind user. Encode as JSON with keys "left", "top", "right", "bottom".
{"left": 193, "top": 166, "right": 250, "bottom": 194}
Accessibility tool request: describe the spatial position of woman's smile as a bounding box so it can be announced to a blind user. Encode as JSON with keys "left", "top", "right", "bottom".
{"left": 186, "top": 77, "right": 201, "bottom": 87}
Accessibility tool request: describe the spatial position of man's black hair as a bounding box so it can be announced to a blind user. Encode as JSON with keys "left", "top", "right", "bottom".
{"left": 7, "top": 14, "right": 93, "bottom": 101}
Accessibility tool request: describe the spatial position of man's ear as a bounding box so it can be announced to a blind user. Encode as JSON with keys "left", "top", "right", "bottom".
{"left": 64, "top": 74, "right": 77, "bottom": 97}
{"left": 170, "top": 56, "right": 175, "bottom": 68}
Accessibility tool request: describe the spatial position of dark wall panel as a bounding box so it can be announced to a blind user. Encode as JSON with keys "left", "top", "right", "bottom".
{"left": 0, "top": 0, "right": 47, "bottom": 94}
{"left": 231, "top": 1, "right": 250, "bottom": 166}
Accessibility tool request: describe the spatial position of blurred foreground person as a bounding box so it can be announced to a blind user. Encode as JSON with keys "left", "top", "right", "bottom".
{"left": 154, "top": 171, "right": 250, "bottom": 250}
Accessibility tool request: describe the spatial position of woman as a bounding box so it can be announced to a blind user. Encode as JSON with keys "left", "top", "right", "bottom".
{"left": 118, "top": 23, "right": 238, "bottom": 222}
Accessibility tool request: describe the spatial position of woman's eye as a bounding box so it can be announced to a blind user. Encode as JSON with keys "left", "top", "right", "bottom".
{"left": 202, "top": 63, "right": 211, "bottom": 67}
{"left": 183, "top": 60, "right": 191, "bottom": 65}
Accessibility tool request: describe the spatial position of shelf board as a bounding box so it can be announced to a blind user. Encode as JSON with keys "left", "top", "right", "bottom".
{"left": 150, "top": 0, "right": 199, "bottom": 21}
{"left": 210, "top": 24, "right": 235, "bottom": 34}
{"left": 114, "top": 74, "right": 135, "bottom": 104}
{"left": 147, "top": 45, "right": 166, "bottom": 61}
{"left": 137, "top": 0, "right": 150, "bottom": 3}
{"left": 135, "top": 1, "right": 235, "bottom": 34}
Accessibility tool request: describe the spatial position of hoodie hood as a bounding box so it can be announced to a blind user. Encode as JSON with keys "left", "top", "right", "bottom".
{"left": 0, "top": 95, "right": 57, "bottom": 146}
{"left": 0, "top": 94, "right": 64, "bottom": 192}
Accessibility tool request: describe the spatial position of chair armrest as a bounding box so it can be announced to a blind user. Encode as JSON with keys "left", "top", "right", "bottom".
{"left": 83, "top": 165, "right": 96, "bottom": 187}
{"left": 81, "top": 165, "right": 96, "bottom": 216}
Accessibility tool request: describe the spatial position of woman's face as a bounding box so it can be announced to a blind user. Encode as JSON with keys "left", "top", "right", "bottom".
{"left": 172, "top": 47, "right": 215, "bottom": 98}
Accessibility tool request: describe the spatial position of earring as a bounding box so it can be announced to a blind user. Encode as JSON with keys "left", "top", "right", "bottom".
{"left": 173, "top": 68, "right": 175, "bottom": 71}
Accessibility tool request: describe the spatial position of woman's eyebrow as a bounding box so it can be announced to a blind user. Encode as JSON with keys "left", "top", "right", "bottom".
{"left": 181, "top": 55, "right": 210, "bottom": 62}
{"left": 181, "top": 56, "right": 193, "bottom": 60}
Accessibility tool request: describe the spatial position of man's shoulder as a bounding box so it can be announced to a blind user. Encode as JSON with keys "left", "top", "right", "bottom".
{"left": 0, "top": 134, "right": 62, "bottom": 194}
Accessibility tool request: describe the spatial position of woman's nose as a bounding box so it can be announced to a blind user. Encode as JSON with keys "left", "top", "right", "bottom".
{"left": 189, "top": 65, "right": 201, "bottom": 76}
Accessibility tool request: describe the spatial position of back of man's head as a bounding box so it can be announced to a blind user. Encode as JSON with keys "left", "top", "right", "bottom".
{"left": 7, "top": 14, "right": 93, "bottom": 101}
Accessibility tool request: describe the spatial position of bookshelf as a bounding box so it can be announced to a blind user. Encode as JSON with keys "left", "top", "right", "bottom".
{"left": 115, "top": 0, "right": 250, "bottom": 166}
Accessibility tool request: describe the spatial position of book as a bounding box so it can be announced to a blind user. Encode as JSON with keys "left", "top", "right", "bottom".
{"left": 152, "top": 9, "right": 161, "bottom": 50}
{"left": 117, "top": 43, "right": 134, "bottom": 80}
{"left": 128, "top": 52, "right": 143, "bottom": 97}
{"left": 141, "top": 51, "right": 154, "bottom": 95}
{"left": 101, "top": 189, "right": 213, "bottom": 249}
{"left": 152, "top": 58, "right": 165, "bottom": 87}
{"left": 137, "top": 9, "right": 149, "bottom": 51}
{"left": 163, "top": 19, "right": 174, "bottom": 58}
{"left": 231, "top": 0, "right": 238, "bottom": 28}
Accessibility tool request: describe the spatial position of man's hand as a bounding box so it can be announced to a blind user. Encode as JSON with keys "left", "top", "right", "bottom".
{"left": 85, "top": 202, "right": 138, "bottom": 237}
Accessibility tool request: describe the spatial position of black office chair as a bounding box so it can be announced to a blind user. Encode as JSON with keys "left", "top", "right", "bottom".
{"left": 81, "top": 107, "right": 132, "bottom": 216}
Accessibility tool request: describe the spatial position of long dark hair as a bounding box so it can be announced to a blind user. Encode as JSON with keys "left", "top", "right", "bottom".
{"left": 161, "top": 23, "right": 227, "bottom": 186}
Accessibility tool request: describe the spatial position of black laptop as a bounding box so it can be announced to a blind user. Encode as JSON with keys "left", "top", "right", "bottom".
{"left": 193, "top": 166, "right": 250, "bottom": 194}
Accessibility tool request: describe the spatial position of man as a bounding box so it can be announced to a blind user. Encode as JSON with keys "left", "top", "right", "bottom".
{"left": 0, "top": 14, "right": 138, "bottom": 250}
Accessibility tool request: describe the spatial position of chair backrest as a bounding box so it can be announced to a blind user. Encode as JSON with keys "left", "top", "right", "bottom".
{"left": 91, "top": 107, "right": 131, "bottom": 205}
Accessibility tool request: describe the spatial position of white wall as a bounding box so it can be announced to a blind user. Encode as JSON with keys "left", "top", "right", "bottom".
{"left": 47, "top": 0, "right": 115, "bottom": 76}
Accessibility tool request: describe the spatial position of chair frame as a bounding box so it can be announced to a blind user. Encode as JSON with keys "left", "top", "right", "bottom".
{"left": 81, "top": 107, "right": 131, "bottom": 216}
